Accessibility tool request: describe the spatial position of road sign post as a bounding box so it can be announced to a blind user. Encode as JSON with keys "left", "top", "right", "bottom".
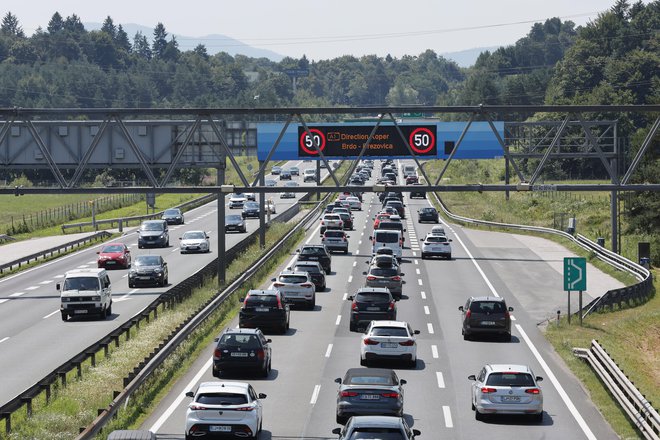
{"left": 564, "top": 257, "right": 587, "bottom": 325}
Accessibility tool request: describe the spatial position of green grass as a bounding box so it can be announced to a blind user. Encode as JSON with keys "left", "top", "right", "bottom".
{"left": 1, "top": 220, "right": 303, "bottom": 440}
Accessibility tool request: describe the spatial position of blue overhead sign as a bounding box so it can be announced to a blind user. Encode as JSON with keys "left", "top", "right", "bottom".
{"left": 256, "top": 121, "right": 504, "bottom": 161}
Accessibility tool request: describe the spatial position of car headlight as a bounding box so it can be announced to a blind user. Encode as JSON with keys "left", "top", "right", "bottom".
{"left": 154, "top": 268, "right": 162, "bottom": 273}
{"left": 159, "top": 234, "right": 165, "bottom": 239}
{"left": 91, "top": 296, "right": 101, "bottom": 301}
{"left": 61, "top": 297, "right": 71, "bottom": 302}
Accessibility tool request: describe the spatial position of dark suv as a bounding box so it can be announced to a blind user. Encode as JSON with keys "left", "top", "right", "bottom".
{"left": 137, "top": 220, "right": 169, "bottom": 248}
{"left": 291, "top": 261, "right": 327, "bottom": 291}
{"left": 418, "top": 207, "right": 439, "bottom": 223}
{"left": 347, "top": 287, "right": 396, "bottom": 331}
{"left": 459, "top": 296, "right": 513, "bottom": 341}
{"left": 212, "top": 328, "right": 272, "bottom": 378}
{"left": 297, "top": 245, "right": 332, "bottom": 273}
{"left": 239, "top": 290, "right": 290, "bottom": 334}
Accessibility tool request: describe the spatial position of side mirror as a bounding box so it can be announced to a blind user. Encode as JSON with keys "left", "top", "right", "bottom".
{"left": 458, "top": 306, "right": 464, "bottom": 311}
{"left": 536, "top": 376, "right": 544, "bottom": 382}
{"left": 420, "top": 238, "right": 425, "bottom": 242}
{"left": 413, "top": 330, "right": 420, "bottom": 335}
{"left": 332, "top": 428, "right": 341, "bottom": 435}
{"left": 214, "top": 337, "right": 219, "bottom": 342}
{"left": 271, "top": 278, "right": 276, "bottom": 282}
{"left": 404, "top": 229, "right": 407, "bottom": 232}
{"left": 334, "top": 378, "right": 342, "bottom": 384}
{"left": 508, "top": 307, "right": 514, "bottom": 312}
{"left": 413, "top": 429, "right": 421, "bottom": 436}
{"left": 163, "top": 262, "right": 167, "bottom": 266}
{"left": 266, "top": 339, "right": 272, "bottom": 343}
{"left": 400, "top": 379, "right": 407, "bottom": 385}
{"left": 449, "top": 239, "right": 453, "bottom": 242}
{"left": 258, "top": 393, "right": 267, "bottom": 399}
{"left": 400, "top": 273, "right": 405, "bottom": 276}
{"left": 96, "top": 251, "right": 100, "bottom": 255}
{"left": 56, "top": 283, "right": 61, "bottom": 290}
{"left": 468, "top": 374, "right": 476, "bottom": 381}
{"left": 347, "top": 295, "right": 354, "bottom": 301}
{"left": 368, "top": 236, "right": 373, "bottom": 241}
{"left": 296, "top": 249, "right": 301, "bottom": 253}
{"left": 185, "top": 391, "right": 194, "bottom": 398}
{"left": 179, "top": 237, "right": 182, "bottom": 240}
{"left": 239, "top": 298, "right": 245, "bottom": 302}
{"left": 362, "top": 272, "right": 367, "bottom": 275}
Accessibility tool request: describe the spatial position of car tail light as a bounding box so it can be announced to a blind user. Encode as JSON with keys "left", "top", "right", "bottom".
{"left": 388, "top": 301, "right": 396, "bottom": 311}
{"left": 340, "top": 391, "right": 358, "bottom": 397}
{"left": 525, "top": 388, "right": 541, "bottom": 395}
{"left": 363, "top": 338, "right": 379, "bottom": 345}
{"left": 351, "top": 302, "right": 358, "bottom": 310}
{"left": 342, "top": 236, "right": 346, "bottom": 242}
{"left": 234, "top": 406, "right": 255, "bottom": 411}
{"left": 366, "top": 276, "right": 377, "bottom": 281}
{"left": 381, "top": 392, "right": 399, "bottom": 398}
{"left": 301, "top": 283, "right": 313, "bottom": 288}
{"left": 399, "top": 340, "right": 415, "bottom": 346}
{"left": 213, "top": 348, "right": 222, "bottom": 359}
{"left": 481, "top": 387, "right": 497, "bottom": 394}
{"left": 277, "top": 295, "right": 284, "bottom": 309}
{"left": 465, "top": 310, "right": 472, "bottom": 319}
{"left": 189, "top": 404, "right": 207, "bottom": 410}
{"left": 256, "top": 349, "right": 265, "bottom": 361}
{"left": 273, "top": 282, "right": 285, "bottom": 287}
{"left": 391, "top": 276, "right": 401, "bottom": 281}
{"left": 505, "top": 310, "right": 510, "bottom": 319}
{"left": 321, "top": 220, "right": 325, "bottom": 225}
{"left": 339, "top": 221, "right": 343, "bottom": 227}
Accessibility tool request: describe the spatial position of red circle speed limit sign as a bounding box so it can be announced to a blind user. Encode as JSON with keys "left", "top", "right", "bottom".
{"left": 409, "top": 127, "right": 435, "bottom": 154}
{"left": 299, "top": 129, "right": 327, "bottom": 155}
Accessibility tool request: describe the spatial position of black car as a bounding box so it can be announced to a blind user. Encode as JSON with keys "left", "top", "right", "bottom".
{"left": 242, "top": 201, "right": 260, "bottom": 219}
{"left": 409, "top": 184, "right": 426, "bottom": 199}
{"left": 325, "top": 204, "right": 337, "bottom": 214}
{"left": 137, "top": 220, "right": 169, "bottom": 248}
{"left": 297, "top": 244, "right": 332, "bottom": 273}
{"left": 239, "top": 290, "right": 290, "bottom": 334}
{"left": 418, "top": 207, "right": 439, "bottom": 223}
{"left": 385, "top": 200, "right": 406, "bottom": 219}
{"left": 225, "top": 214, "right": 247, "bottom": 233}
{"left": 128, "top": 255, "right": 168, "bottom": 287}
{"left": 161, "top": 208, "right": 184, "bottom": 225}
{"left": 291, "top": 261, "right": 327, "bottom": 291}
{"left": 212, "top": 328, "right": 272, "bottom": 378}
{"left": 347, "top": 287, "right": 396, "bottom": 331}
{"left": 334, "top": 211, "right": 354, "bottom": 230}
{"left": 459, "top": 296, "right": 513, "bottom": 341}
{"left": 379, "top": 191, "right": 403, "bottom": 203}
{"left": 279, "top": 170, "right": 292, "bottom": 180}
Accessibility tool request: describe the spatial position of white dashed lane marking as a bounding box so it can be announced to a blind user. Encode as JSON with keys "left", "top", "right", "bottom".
{"left": 416, "top": 268, "right": 421, "bottom": 275}
{"left": 427, "top": 323, "right": 434, "bottom": 334}
{"left": 436, "top": 372, "right": 445, "bottom": 388}
{"left": 443, "top": 406, "right": 453, "bottom": 428}
{"left": 348, "top": 276, "right": 353, "bottom": 283}
{"left": 25, "top": 286, "right": 39, "bottom": 291}
{"left": 38, "top": 280, "right": 53, "bottom": 285}
{"left": 0, "top": 337, "right": 9, "bottom": 344}
{"left": 10, "top": 292, "right": 25, "bottom": 297}
{"left": 421, "top": 291, "right": 426, "bottom": 299}
{"left": 325, "top": 344, "right": 333, "bottom": 358}
{"left": 417, "top": 279, "right": 423, "bottom": 286}
{"left": 335, "top": 315, "right": 342, "bottom": 325}
{"left": 424, "top": 306, "right": 430, "bottom": 315}
{"left": 431, "top": 345, "right": 439, "bottom": 358}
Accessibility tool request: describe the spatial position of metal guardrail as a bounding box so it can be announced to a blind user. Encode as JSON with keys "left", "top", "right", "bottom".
{"left": 573, "top": 340, "right": 660, "bottom": 440}
{"left": 0, "top": 231, "right": 111, "bottom": 275}
{"left": 430, "top": 192, "right": 654, "bottom": 317}
{"left": 61, "top": 194, "right": 216, "bottom": 233}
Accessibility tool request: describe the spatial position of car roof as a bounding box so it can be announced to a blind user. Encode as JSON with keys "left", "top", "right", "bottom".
{"left": 470, "top": 296, "right": 506, "bottom": 302}
{"left": 183, "top": 230, "right": 207, "bottom": 235}
{"left": 224, "top": 327, "right": 262, "bottom": 335}
{"left": 356, "top": 287, "right": 391, "bottom": 294}
{"left": 485, "top": 364, "right": 533, "bottom": 374}
{"left": 197, "top": 381, "right": 249, "bottom": 394}
{"left": 279, "top": 270, "right": 308, "bottom": 277}
{"left": 65, "top": 268, "right": 105, "bottom": 276}
{"left": 247, "top": 289, "right": 279, "bottom": 296}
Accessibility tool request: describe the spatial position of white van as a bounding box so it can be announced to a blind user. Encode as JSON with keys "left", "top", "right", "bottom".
{"left": 58, "top": 268, "right": 112, "bottom": 321}
{"left": 403, "top": 164, "right": 416, "bottom": 177}
{"left": 370, "top": 230, "right": 403, "bottom": 260}
{"left": 303, "top": 168, "right": 317, "bottom": 182}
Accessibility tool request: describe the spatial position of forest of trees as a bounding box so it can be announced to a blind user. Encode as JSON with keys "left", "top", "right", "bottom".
{"left": 0, "top": 0, "right": 658, "bottom": 233}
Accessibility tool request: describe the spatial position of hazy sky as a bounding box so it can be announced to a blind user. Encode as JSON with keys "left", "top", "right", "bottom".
{"left": 4, "top": 1, "right": 628, "bottom": 60}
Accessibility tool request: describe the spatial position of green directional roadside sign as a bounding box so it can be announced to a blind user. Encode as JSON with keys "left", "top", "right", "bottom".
{"left": 564, "top": 257, "right": 587, "bottom": 291}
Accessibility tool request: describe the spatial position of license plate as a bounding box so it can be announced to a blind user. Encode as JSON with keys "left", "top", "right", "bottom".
{"left": 367, "top": 306, "right": 381, "bottom": 311}
{"left": 360, "top": 394, "right": 381, "bottom": 400}
{"left": 230, "top": 352, "right": 248, "bottom": 357}
{"left": 501, "top": 396, "right": 521, "bottom": 402}
{"left": 74, "top": 309, "right": 88, "bottom": 314}
{"left": 381, "top": 342, "right": 398, "bottom": 348}
{"left": 106, "top": 261, "right": 116, "bottom": 264}
{"left": 308, "top": 257, "right": 318, "bottom": 260}
{"left": 139, "top": 276, "right": 151, "bottom": 280}
{"left": 209, "top": 426, "right": 232, "bottom": 432}
{"left": 255, "top": 307, "right": 269, "bottom": 312}
{"left": 481, "top": 321, "right": 496, "bottom": 326}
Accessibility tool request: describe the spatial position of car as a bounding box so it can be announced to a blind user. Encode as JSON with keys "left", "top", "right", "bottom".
{"left": 349, "top": 177, "right": 364, "bottom": 186}
{"left": 271, "top": 271, "right": 316, "bottom": 309}
{"left": 385, "top": 200, "right": 406, "bottom": 219}
{"left": 265, "top": 179, "right": 277, "bottom": 187}
{"left": 375, "top": 220, "right": 406, "bottom": 244}
{"left": 468, "top": 364, "right": 544, "bottom": 422}
{"left": 279, "top": 170, "right": 292, "bottom": 180}
{"left": 363, "top": 260, "right": 404, "bottom": 299}
{"left": 380, "top": 191, "right": 403, "bottom": 203}
{"left": 212, "top": 328, "right": 272, "bottom": 378}
{"left": 225, "top": 214, "right": 247, "bottom": 233}
{"left": 303, "top": 169, "right": 317, "bottom": 182}
{"left": 332, "top": 415, "right": 420, "bottom": 439}
{"left": 185, "top": 381, "right": 266, "bottom": 440}
{"left": 360, "top": 321, "right": 420, "bottom": 367}
{"left": 418, "top": 207, "right": 439, "bottom": 223}
{"left": 409, "top": 184, "right": 426, "bottom": 199}
{"left": 345, "top": 196, "right": 362, "bottom": 211}
{"left": 242, "top": 201, "right": 260, "bottom": 219}
{"left": 380, "top": 206, "right": 398, "bottom": 217}
{"left": 239, "top": 290, "right": 290, "bottom": 334}
{"left": 367, "top": 254, "right": 400, "bottom": 269}
{"left": 405, "top": 175, "right": 419, "bottom": 184}
{"left": 128, "top": 255, "right": 168, "bottom": 287}
{"left": 325, "top": 203, "right": 337, "bottom": 214}
{"left": 297, "top": 244, "right": 332, "bottom": 273}
{"left": 290, "top": 261, "right": 326, "bottom": 291}
{"left": 347, "top": 287, "right": 396, "bottom": 331}
{"left": 58, "top": 268, "right": 112, "bottom": 321}
{"left": 373, "top": 213, "right": 391, "bottom": 229}
{"left": 265, "top": 200, "right": 276, "bottom": 214}
{"left": 161, "top": 208, "right": 184, "bottom": 225}
{"left": 334, "top": 368, "right": 406, "bottom": 424}
{"left": 280, "top": 190, "right": 295, "bottom": 199}
{"left": 333, "top": 210, "right": 354, "bottom": 230}
{"left": 96, "top": 242, "right": 131, "bottom": 269}
{"left": 271, "top": 166, "right": 282, "bottom": 175}
{"left": 228, "top": 193, "right": 247, "bottom": 209}
{"left": 420, "top": 234, "right": 452, "bottom": 259}
{"left": 179, "top": 230, "right": 211, "bottom": 254}
{"left": 459, "top": 296, "right": 513, "bottom": 341}
{"left": 429, "top": 225, "right": 446, "bottom": 236}
{"left": 321, "top": 213, "right": 344, "bottom": 234}
{"left": 288, "top": 166, "right": 300, "bottom": 176}
{"left": 370, "top": 230, "right": 403, "bottom": 260}
{"left": 245, "top": 192, "right": 256, "bottom": 201}
{"left": 381, "top": 197, "right": 400, "bottom": 208}
{"left": 137, "top": 219, "right": 169, "bottom": 248}
{"left": 322, "top": 229, "right": 350, "bottom": 254}
{"left": 383, "top": 172, "right": 397, "bottom": 183}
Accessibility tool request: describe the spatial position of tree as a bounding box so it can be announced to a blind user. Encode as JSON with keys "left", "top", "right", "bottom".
{"left": 63, "top": 14, "right": 85, "bottom": 36}
{"left": 115, "top": 25, "right": 131, "bottom": 53}
{"left": 1, "top": 12, "right": 25, "bottom": 37}
{"left": 132, "top": 31, "right": 151, "bottom": 59}
{"left": 47, "top": 12, "right": 64, "bottom": 34}
{"left": 152, "top": 23, "right": 168, "bottom": 59}
{"left": 193, "top": 44, "right": 208, "bottom": 60}
{"left": 100, "top": 16, "right": 116, "bottom": 39}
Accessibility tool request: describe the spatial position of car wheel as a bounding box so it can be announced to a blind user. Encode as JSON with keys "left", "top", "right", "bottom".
{"left": 447, "top": 254, "right": 452, "bottom": 260}
{"left": 475, "top": 409, "right": 483, "bottom": 421}
{"left": 349, "top": 321, "right": 357, "bottom": 332}
{"left": 408, "top": 358, "right": 416, "bottom": 368}
{"left": 344, "top": 249, "right": 349, "bottom": 254}
{"left": 360, "top": 356, "right": 367, "bottom": 366}
{"left": 471, "top": 400, "right": 475, "bottom": 411}
{"left": 261, "top": 361, "right": 271, "bottom": 378}
{"left": 128, "top": 282, "right": 134, "bottom": 288}
{"left": 502, "top": 333, "right": 512, "bottom": 342}
{"left": 138, "top": 245, "right": 143, "bottom": 249}
{"left": 336, "top": 414, "right": 347, "bottom": 425}
{"left": 463, "top": 332, "right": 471, "bottom": 341}
{"left": 280, "top": 323, "right": 288, "bottom": 334}
{"left": 106, "top": 302, "right": 112, "bottom": 317}
{"left": 308, "top": 298, "right": 316, "bottom": 310}
{"left": 421, "top": 253, "right": 426, "bottom": 259}
{"left": 61, "top": 312, "right": 68, "bottom": 321}
{"left": 164, "top": 277, "right": 168, "bottom": 285}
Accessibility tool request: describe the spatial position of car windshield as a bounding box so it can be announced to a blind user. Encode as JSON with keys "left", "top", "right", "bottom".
{"left": 375, "top": 232, "right": 399, "bottom": 243}
{"left": 183, "top": 231, "right": 206, "bottom": 240}
{"left": 371, "top": 327, "right": 408, "bottom": 337}
{"left": 196, "top": 392, "right": 248, "bottom": 405}
{"left": 369, "top": 268, "right": 398, "bottom": 277}
{"left": 226, "top": 215, "right": 242, "bottom": 222}
{"left": 425, "top": 236, "right": 448, "bottom": 243}
{"left": 356, "top": 292, "right": 391, "bottom": 303}
{"left": 63, "top": 277, "right": 100, "bottom": 291}
{"left": 245, "top": 202, "right": 259, "bottom": 209}
{"left": 279, "top": 275, "right": 308, "bottom": 284}
{"left": 163, "top": 209, "right": 180, "bottom": 215}
{"left": 301, "top": 247, "right": 326, "bottom": 256}
{"left": 470, "top": 301, "right": 506, "bottom": 313}
{"left": 135, "top": 256, "right": 161, "bottom": 266}
{"left": 486, "top": 372, "right": 535, "bottom": 387}
{"left": 245, "top": 294, "right": 278, "bottom": 307}
{"left": 218, "top": 334, "right": 261, "bottom": 349}
{"left": 294, "top": 265, "right": 321, "bottom": 273}
{"left": 140, "top": 222, "right": 163, "bottom": 231}
{"left": 101, "top": 245, "right": 124, "bottom": 253}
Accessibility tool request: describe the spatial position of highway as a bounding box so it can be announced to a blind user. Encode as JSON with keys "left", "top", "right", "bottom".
{"left": 140, "top": 161, "right": 619, "bottom": 439}
{"left": 0, "top": 160, "right": 326, "bottom": 407}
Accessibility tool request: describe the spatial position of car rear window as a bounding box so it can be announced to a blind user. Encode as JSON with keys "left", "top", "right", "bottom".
{"left": 486, "top": 372, "right": 535, "bottom": 387}
{"left": 279, "top": 275, "right": 308, "bottom": 284}
{"left": 377, "top": 222, "right": 403, "bottom": 230}
{"left": 346, "top": 374, "right": 397, "bottom": 386}
{"left": 294, "top": 265, "right": 321, "bottom": 273}
{"left": 421, "top": 208, "right": 436, "bottom": 213}
{"left": 425, "top": 236, "right": 449, "bottom": 243}
{"left": 386, "top": 201, "right": 403, "bottom": 208}
{"left": 218, "top": 334, "right": 261, "bottom": 349}
{"left": 470, "top": 301, "right": 506, "bottom": 313}
{"left": 324, "top": 231, "right": 344, "bottom": 238}
{"left": 371, "top": 327, "right": 408, "bottom": 337}
{"left": 245, "top": 295, "right": 278, "bottom": 307}
{"left": 301, "top": 247, "right": 325, "bottom": 256}
{"left": 324, "top": 215, "right": 341, "bottom": 221}
{"left": 374, "top": 232, "right": 399, "bottom": 243}
{"left": 196, "top": 393, "right": 248, "bottom": 405}
{"left": 356, "top": 292, "right": 391, "bottom": 303}
{"left": 349, "top": 429, "right": 404, "bottom": 439}
{"left": 369, "top": 268, "right": 398, "bottom": 277}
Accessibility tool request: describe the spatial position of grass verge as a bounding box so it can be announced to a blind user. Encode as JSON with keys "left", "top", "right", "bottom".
{"left": 1, "top": 220, "right": 305, "bottom": 440}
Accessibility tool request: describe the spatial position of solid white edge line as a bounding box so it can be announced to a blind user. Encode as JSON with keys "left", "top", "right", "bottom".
{"left": 149, "top": 357, "right": 213, "bottom": 433}
{"left": 451, "top": 232, "right": 499, "bottom": 298}
{"left": 310, "top": 384, "right": 321, "bottom": 404}
{"left": 516, "top": 324, "right": 597, "bottom": 440}
{"left": 442, "top": 405, "right": 453, "bottom": 428}
{"left": 325, "top": 344, "right": 333, "bottom": 358}
{"left": 436, "top": 371, "right": 445, "bottom": 388}
{"left": 427, "top": 323, "right": 434, "bottom": 334}
{"left": 0, "top": 337, "right": 9, "bottom": 344}
{"left": 431, "top": 345, "right": 439, "bottom": 358}
{"left": 43, "top": 310, "right": 59, "bottom": 319}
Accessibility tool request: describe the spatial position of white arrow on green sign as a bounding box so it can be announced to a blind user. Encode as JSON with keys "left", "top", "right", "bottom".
{"left": 564, "top": 257, "right": 587, "bottom": 291}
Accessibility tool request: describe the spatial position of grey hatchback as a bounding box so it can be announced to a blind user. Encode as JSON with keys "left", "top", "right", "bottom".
{"left": 459, "top": 296, "right": 513, "bottom": 341}
{"left": 363, "top": 262, "right": 404, "bottom": 299}
{"left": 334, "top": 368, "right": 406, "bottom": 425}
{"left": 332, "top": 416, "right": 421, "bottom": 439}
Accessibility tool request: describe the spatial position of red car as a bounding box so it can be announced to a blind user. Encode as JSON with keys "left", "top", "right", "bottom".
{"left": 373, "top": 213, "right": 392, "bottom": 229}
{"left": 97, "top": 243, "right": 131, "bottom": 269}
